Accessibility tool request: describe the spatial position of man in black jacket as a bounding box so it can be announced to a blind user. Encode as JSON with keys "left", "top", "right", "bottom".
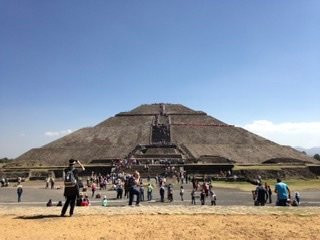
{"left": 61, "top": 159, "right": 85, "bottom": 217}
{"left": 255, "top": 182, "right": 268, "bottom": 206}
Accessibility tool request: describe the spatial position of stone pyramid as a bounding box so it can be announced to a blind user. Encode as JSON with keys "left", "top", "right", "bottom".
{"left": 12, "top": 103, "right": 316, "bottom": 167}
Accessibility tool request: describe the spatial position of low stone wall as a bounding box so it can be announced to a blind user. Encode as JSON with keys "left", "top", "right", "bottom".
{"left": 184, "top": 164, "right": 233, "bottom": 175}
{"left": 2, "top": 164, "right": 320, "bottom": 181}
{"left": 233, "top": 167, "right": 318, "bottom": 181}
{"left": 0, "top": 170, "right": 30, "bottom": 181}
{"left": 308, "top": 165, "right": 320, "bottom": 175}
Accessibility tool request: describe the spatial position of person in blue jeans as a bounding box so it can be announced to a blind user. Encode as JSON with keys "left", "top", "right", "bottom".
{"left": 159, "top": 185, "right": 165, "bottom": 202}
{"left": 147, "top": 184, "right": 153, "bottom": 201}
{"left": 61, "top": 159, "right": 85, "bottom": 217}
{"left": 17, "top": 184, "right": 23, "bottom": 202}
{"left": 128, "top": 171, "right": 141, "bottom": 206}
{"left": 274, "top": 178, "right": 291, "bottom": 206}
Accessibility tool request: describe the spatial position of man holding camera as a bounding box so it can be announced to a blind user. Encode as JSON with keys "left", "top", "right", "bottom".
{"left": 61, "top": 159, "right": 85, "bottom": 217}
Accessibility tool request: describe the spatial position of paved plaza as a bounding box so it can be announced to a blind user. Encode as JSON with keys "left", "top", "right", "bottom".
{"left": 1, "top": 179, "right": 320, "bottom": 207}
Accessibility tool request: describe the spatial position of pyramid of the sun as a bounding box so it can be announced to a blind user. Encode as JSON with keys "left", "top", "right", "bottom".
{"left": 13, "top": 103, "right": 316, "bottom": 167}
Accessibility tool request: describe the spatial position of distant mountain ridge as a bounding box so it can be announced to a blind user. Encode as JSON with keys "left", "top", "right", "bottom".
{"left": 294, "top": 146, "right": 320, "bottom": 156}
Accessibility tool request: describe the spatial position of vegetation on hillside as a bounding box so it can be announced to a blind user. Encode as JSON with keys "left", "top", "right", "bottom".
{"left": 314, "top": 154, "right": 320, "bottom": 161}
{"left": 0, "top": 158, "right": 12, "bottom": 163}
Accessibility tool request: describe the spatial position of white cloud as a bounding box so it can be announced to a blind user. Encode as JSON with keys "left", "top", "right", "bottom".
{"left": 243, "top": 120, "right": 320, "bottom": 149}
{"left": 45, "top": 129, "right": 72, "bottom": 137}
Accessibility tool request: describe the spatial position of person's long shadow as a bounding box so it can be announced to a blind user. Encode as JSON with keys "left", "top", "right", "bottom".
{"left": 15, "top": 214, "right": 62, "bottom": 220}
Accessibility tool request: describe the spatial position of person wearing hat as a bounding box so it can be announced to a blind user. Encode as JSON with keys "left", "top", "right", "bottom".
{"left": 255, "top": 182, "right": 268, "bottom": 206}
{"left": 61, "top": 159, "right": 85, "bottom": 217}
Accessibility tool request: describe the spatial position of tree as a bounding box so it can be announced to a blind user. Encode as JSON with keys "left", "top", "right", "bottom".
{"left": 0, "top": 158, "right": 8, "bottom": 163}
{"left": 314, "top": 154, "right": 320, "bottom": 161}
{"left": 0, "top": 158, "right": 12, "bottom": 163}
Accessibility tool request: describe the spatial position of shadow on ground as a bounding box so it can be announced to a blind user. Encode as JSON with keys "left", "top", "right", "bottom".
{"left": 15, "top": 214, "right": 62, "bottom": 220}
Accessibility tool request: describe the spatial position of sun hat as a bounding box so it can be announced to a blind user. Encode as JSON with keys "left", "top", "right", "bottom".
{"left": 69, "top": 159, "right": 77, "bottom": 165}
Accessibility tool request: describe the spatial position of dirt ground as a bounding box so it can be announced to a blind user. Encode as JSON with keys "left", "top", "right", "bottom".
{"left": 1, "top": 206, "right": 320, "bottom": 240}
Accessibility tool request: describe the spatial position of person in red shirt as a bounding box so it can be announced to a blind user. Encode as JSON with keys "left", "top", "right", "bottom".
{"left": 81, "top": 195, "right": 90, "bottom": 206}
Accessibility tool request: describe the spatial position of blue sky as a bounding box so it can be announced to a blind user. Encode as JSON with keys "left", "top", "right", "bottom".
{"left": 1, "top": 1, "right": 320, "bottom": 158}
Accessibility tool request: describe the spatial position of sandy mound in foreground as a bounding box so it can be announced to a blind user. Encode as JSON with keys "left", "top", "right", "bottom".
{"left": 0, "top": 206, "right": 319, "bottom": 240}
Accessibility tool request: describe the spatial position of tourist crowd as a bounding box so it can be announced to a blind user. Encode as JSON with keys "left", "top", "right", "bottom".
{"left": 1, "top": 159, "right": 302, "bottom": 218}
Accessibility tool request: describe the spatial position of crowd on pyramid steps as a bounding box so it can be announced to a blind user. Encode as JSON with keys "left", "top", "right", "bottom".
{"left": 112, "top": 157, "right": 186, "bottom": 172}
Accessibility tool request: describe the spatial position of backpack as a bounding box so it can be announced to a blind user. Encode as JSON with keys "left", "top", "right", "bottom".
{"left": 64, "top": 169, "right": 77, "bottom": 187}
{"left": 17, "top": 186, "right": 23, "bottom": 194}
{"left": 128, "top": 176, "right": 136, "bottom": 188}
